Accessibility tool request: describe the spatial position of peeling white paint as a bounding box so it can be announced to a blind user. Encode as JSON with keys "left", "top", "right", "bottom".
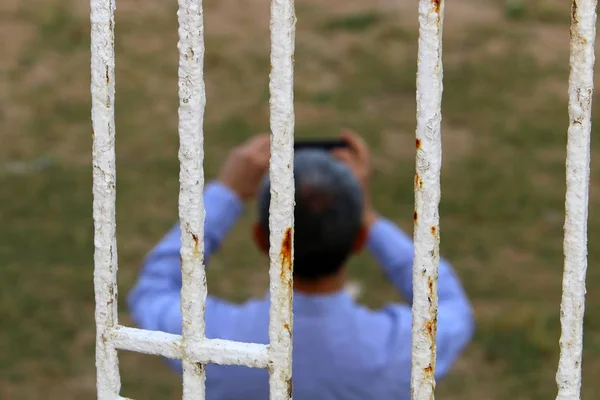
{"left": 411, "top": 0, "right": 444, "bottom": 399}
{"left": 176, "top": 0, "right": 208, "bottom": 397}
{"left": 90, "top": 0, "right": 120, "bottom": 397}
{"left": 110, "top": 327, "right": 270, "bottom": 367}
{"left": 267, "top": 0, "right": 296, "bottom": 399}
{"left": 556, "top": 1, "right": 597, "bottom": 399}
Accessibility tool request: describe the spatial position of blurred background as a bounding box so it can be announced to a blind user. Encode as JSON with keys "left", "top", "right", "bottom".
{"left": 1, "top": 0, "right": 600, "bottom": 398}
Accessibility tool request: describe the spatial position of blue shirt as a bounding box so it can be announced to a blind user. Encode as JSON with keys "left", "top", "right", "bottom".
{"left": 128, "top": 182, "right": 474, "bottom": 400}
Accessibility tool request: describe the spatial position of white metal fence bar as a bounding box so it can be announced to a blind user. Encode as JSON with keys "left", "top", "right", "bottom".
{"left": 556, "top": 1, "right": 597, "bottom": 399}
{"left": 91, "top": 0, "right": 297, "bottom": 397}
{"left": 412, "top": 0, "right": 444, "bottom": 399}
{"left": 176, "top": 0, "right": 208, "bottom": 396}
{"left": 110, "top": 327, "right": 269, "bottom": 367}
{"left": 267, "top": 0, "right": 296, "bottom": 398}
{"left": 90, "top": 0, "right": 120, "bottom": 397}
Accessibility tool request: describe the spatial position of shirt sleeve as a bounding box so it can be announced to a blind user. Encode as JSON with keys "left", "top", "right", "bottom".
{"left": 366, "top": 217, "right": 475, "bottom": 379}
{"left": 127, "top": 181, "right": 244, "bottom": 337}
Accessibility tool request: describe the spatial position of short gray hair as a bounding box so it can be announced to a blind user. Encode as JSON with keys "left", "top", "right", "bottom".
{"left": 258, "top": 149, "right": 363, "bottom": 280}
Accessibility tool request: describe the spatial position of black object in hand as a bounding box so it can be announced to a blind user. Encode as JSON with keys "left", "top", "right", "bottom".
{"left": 294, "top": 139, "right": 348, "bottom": 151}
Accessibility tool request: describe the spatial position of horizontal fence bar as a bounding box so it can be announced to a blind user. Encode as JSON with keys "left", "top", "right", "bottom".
{"left": 176, "top": 0, "right": 208, "bottom": 396}
{"left": 411, "top": 0, "right": 445, "bottom": 399}
{"left": 110, "top": 326, "right": 269, "bottom": 367}
{"left": 556, "top": 0, "right": 597, "bottom": 399}
{"left": 110, "top": 327, "right": 182, "bottom": 359}
{"left": 90, "top": 0, "right": 120, "bottom": 397}
{"left": 267, "top": 0, "right": 296, "bottom": 398}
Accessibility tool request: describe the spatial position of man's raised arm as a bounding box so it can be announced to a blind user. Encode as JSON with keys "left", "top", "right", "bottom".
{"left": 126, "top": 182, "right": 243, "bottom": 334}
{"left": 127, "top": 134, "right": 271, "bottom": 335}
{"left": 332, "top": 130, "right": 474, "bottom": 380}
{"left": 367, "top": 217, "right": 475, "bottom": 378}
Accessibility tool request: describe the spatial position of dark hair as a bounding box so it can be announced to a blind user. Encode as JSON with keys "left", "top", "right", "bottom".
{"left": 258, "top": 149, "right": 363, "bottom": 280}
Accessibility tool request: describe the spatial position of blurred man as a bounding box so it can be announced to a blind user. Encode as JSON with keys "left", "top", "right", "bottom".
{"left": 127, "top": 131, "right": 474, "bottom": 399}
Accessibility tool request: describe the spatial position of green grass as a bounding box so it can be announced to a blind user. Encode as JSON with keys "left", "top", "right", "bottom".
{"left": 322, "top": 12, "right": 386, "bottom": 32}
{"left": 502, "top": 0, "right": 571, "bottom": 24}
{"left": 1, "top": 0, "right": 599, "bottom": 398}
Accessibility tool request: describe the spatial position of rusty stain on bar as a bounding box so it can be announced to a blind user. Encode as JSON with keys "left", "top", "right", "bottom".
{"left": 90, "top": 0, "right": 120, "bottom": 397}
{"left": 176, "top": 0, "right": 208, "bottom": 396}
{"left": 267, "top": 0, "right": 296, "bottom": 398}
{"left": 556, "top": 1, "right": 597, "bottom": 399}
{"left": 280, "top": 227, "right": 293, "bottom": 279}
{"left": 411, "top": 0, "right": 444, "bottom": 399}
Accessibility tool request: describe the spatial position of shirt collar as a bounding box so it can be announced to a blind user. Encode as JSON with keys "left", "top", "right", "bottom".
{"left": 264, "top": 289, "right": 353, "bottom": 316}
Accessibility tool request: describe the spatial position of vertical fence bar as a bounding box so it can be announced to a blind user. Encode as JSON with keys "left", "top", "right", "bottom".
{"left": 90, "top": 0, "right": 119, "bottom": 397}
{"left": 177, "top": 0, "right": 208, "bottom": 397}
{"left": 556, "top": 1, "right": 597, "bottom": 399}
{"left": 412, "top": 0, "right": 444, "bottom": 399}
{"left": 268, "top": 0, "right": 296, "bottom": 398}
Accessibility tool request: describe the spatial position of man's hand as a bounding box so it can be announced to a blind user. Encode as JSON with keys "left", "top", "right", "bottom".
{"left": 218, "top": 134, "right": 270, "bottom": 201}
{"left": 332, "top": 130, "right": 379, "bottom": 229}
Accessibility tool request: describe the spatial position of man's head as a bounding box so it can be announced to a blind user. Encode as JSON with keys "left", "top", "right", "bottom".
{"left": 253, "top": 149, "right": 366, "bottom": 281}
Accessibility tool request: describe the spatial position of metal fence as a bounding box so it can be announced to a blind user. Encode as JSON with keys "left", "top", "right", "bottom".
{"left": 90, "top": 0, "right": 597, "bottom": 398}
